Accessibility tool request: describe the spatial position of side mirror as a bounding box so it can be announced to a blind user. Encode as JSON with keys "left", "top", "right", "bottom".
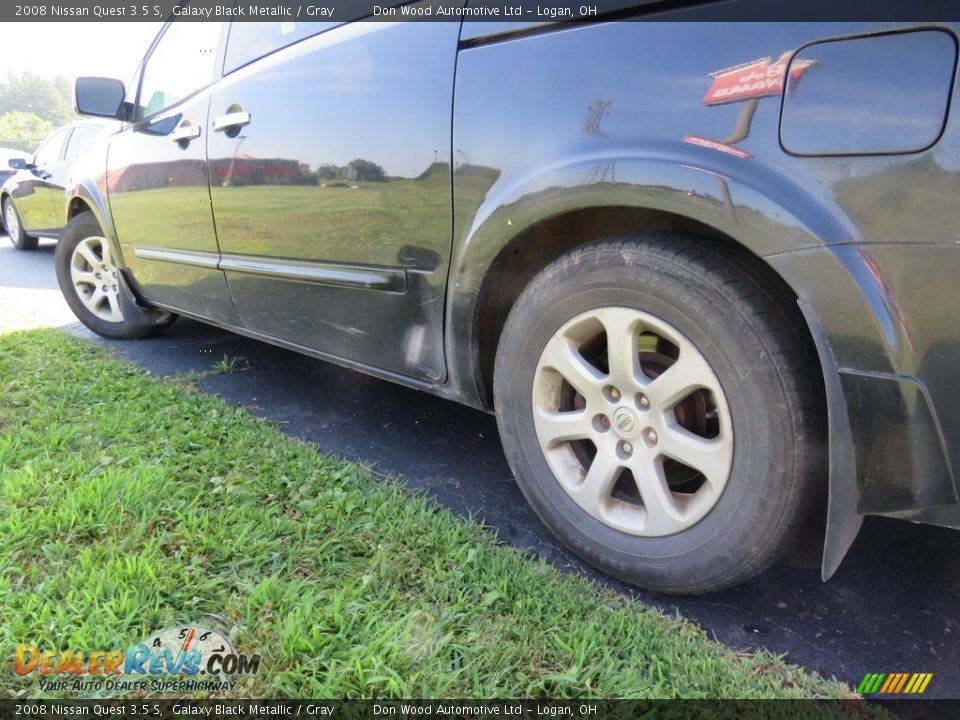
{"left": 75, "top": 77, "right": 126, "bottom": 119}
{"left": 8, "top": 158, "right": 27, "bottom": 170}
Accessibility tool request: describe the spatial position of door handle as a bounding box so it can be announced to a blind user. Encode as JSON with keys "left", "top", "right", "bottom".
{"left": 171, "top": 124, "right": 201, "bottom": 143}
{"left": 212, "top": 111, "right": 251, "bottom": 133}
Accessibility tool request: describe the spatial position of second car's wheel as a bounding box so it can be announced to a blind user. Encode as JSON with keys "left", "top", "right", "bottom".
{"left": 3, "top": 197, "right": 38, "bottom": 251}
{"left": 55, "top": 211, "right": 176, "bottom": 339}
{"left": 494, "top": 234, "right": 824, "bottom": 594}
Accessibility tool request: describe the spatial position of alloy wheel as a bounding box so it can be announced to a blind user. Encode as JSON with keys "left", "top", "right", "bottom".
{"left": 5, "top": 202, "right": 20, "bottom": 240}
{"left": 532, "top": 307, "right": 734, "bottom": 537}
{"left": 70, "top": 236, "right": 123, "bottom": 323}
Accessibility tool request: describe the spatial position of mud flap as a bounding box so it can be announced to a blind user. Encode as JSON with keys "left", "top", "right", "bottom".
{"left": 116, "top": 270, "right": 171, "bottom": 333}
{"left": 797, "top": 300, "right": 863, "bottom": 580}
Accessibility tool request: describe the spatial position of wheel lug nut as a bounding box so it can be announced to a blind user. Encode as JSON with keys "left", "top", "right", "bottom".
{"left": 101, "top": 285, "right": 108, "bottom": 292}
{"left": 622, "top": 442, "right": 633, "bottom": 455}
{"left": 637, "top": 394, "right": 651, "bottom": 409}
{"left": 600, "top": 416, "right": 610, "bottom": 428}
{"left": 95, "top": 272, "right": 102, "bottom": 279}
{"left": 604, "top": 385, "right": 622, "bottom": 403}
{"left": 642, "top": 428, "right": 658, "bottom": 447}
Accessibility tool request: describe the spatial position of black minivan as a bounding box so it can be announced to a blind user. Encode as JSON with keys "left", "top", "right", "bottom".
{"left": 55, "top": 9, "right": 960, "bottom": 593}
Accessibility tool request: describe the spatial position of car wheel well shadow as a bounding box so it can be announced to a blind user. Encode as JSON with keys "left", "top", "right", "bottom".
{"left": 474, "top": 205, "right": 821, "bottom": 413}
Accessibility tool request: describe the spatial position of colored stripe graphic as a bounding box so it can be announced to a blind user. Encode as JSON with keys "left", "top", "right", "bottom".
{"left": 857, "top": 673, "right": 884, "bottom": 693}
{"left": 858, "top": 672, "right": 932, "bottom": 694}
{"left": 893, "top": 674, "right": 909, "bottom": 693}
{"left": 879, "top": 674, "right": 898, "bottom": 693}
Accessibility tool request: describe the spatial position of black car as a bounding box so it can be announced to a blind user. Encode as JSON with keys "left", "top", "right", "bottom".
{"left": 2, "top": 120, "right": 116, "bottom": 250}
{"left": 56, "top": 12, "right": 960, "bottom": 594}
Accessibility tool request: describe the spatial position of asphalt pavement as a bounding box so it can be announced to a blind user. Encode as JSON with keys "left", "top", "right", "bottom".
{"left": 3, "top": 237, "right": 959, "bottom": 697}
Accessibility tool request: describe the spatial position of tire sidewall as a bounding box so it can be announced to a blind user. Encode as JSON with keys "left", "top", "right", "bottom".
{"left": 55, "top": 213, "right": 152, "bottom": 339}
{"left": 495, "top": 245, "right": 797, "bottom": 590}
{"left": 4, "top": 198, "right": 33, "bottom": 250}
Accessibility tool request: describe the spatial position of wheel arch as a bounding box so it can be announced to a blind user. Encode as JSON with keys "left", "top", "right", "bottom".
{"left": 65, "top": 178, "right": 125, "bottom": 267}
{"left": 444, "top": 155, "right": 873, "bottom": 580}
{"left": 66, "top": 195, "right": 94, "bottom": 222}
{"left": 471, "top": 205, "right": 821, "bottom": 408}
{"left": 446, "top": 149, "right": 860, "bottom": 408}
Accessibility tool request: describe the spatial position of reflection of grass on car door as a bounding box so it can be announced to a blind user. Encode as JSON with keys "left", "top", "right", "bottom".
{"left": 214, "top": 183, "right": 440, "bottom": 265}
{"left": 113, "top": 169, "right": 501, "bottom": 267}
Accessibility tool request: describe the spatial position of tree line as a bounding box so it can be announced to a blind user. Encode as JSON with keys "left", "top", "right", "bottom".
{"left": 0, "top": 73, "right": 77, "bottom": 152}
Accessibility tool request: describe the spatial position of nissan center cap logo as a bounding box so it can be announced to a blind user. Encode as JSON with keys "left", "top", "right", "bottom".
{"left": 613, "top": 407, "right": 639, "bottom": 436}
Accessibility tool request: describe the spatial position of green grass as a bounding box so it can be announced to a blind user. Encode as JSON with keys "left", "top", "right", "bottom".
{"left": 0, "top": 329, "right": 857, "bottom": 701}
{"left": 210, "top": 354, "right": 249, "bottom": 376}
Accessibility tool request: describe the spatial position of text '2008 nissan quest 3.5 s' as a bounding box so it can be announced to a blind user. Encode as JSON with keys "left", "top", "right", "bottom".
{"left": 49, "top": 9, "right": 960, "bottom": 593}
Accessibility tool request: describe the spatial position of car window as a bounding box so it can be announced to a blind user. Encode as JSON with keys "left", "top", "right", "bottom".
{"left": 63, "top": 125, "right": 101, "bottom": 162}
{"left": 138, "top": 18, "right": 223, "bottom": 119}
{"left": 223, "top": 21, "right": 336, "bottom": 74}
{"left": 33, "top": 128, "right": 70, "bottom": 166}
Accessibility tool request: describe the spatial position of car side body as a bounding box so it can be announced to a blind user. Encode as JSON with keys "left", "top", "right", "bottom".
{"left": 1, "top": 119, "right": 117, "bottom": 247}
{"left": 60, "top": 12, "right": 960, "bottom": 591}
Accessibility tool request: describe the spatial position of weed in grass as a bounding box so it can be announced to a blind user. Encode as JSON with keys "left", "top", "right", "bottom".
{"left": 211, "top": 354, "right": 249, "bottom": 375}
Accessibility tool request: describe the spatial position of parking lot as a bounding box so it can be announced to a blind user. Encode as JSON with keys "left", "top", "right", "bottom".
{"left": 3, "top": 236, "right": 959, "bottom": 698}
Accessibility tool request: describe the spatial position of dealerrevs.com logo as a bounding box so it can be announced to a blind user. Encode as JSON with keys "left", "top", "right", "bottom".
{"left": 13, "top": 625, "right": 261, "bottom": 693}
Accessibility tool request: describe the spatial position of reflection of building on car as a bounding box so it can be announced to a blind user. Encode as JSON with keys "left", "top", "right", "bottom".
{"left": 54, "top": 15, "right": 960, "bottom": 595}
{"left": 1, "top": 120, "right": 117, "bottom": 250}
{"left": 103, "top": 157, "right": 313, "bottom": 193}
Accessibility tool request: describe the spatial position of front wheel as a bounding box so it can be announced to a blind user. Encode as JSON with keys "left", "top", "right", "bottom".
{"left": 494, "top": 234, "right": 824, "bottom": 594}
{"left": 3, "top": 197, "right": 38, "bottom": 251}
{"left": 55, "top": 211, "right": 176, "bottom": 339}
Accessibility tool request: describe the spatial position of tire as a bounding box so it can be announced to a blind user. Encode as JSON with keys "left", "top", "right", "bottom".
{"left": 3, "top": 197, "right": 38, "bottom": 251}
{"left": 494, "top": 234, "right": 824, "bottom": 594}
{"left": 55, "top": 211, "right": 177, "bottom": 339}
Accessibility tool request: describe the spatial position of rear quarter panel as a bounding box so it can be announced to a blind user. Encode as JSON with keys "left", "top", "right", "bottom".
{"left": 449, "top": 20, "right": 960, "bottom": 459}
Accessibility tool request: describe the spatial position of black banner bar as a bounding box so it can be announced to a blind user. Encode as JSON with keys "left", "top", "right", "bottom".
{"left": 1, "top": 0, "right": 959, "bottom": 23}
{"left": 0, "top": 699, "right": 950, "bottom": 720}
